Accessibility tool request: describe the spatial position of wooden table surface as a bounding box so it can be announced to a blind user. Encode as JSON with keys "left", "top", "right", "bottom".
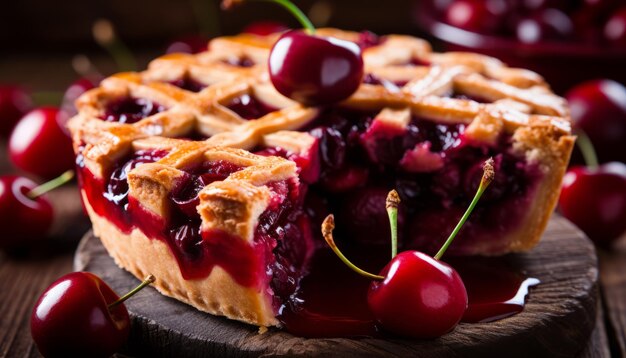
{"left": 0, "top": 55, "right": 624, "bottom": 358}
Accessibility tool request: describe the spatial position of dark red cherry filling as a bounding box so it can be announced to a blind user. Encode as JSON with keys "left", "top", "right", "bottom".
{"left": 168, "top": 77, "right": 207, "bottom": 93}
{"left": 103, "top": 97, "right": 166, "bottom": 124}
{"left": 222, "top": 56, "right": 256, "bottom": 68}
{"left": 78, "top": 147, "right": 312, "bottom": 307}
{"left": 224, "top": 93, "right": 278, "bottom": 120}
{"left": 286, "top": 106, "right": 541, "bottom": 253}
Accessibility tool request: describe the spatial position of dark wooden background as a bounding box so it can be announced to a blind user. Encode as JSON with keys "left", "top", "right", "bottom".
{"left": 0, "top": 0, "right": 624, "bottom": 356}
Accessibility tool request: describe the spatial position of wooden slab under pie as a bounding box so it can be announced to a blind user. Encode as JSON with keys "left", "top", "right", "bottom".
{"left": 74, "top": 215, "right": 598, "bottom": 357}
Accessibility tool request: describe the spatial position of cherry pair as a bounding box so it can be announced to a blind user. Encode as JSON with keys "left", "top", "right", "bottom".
{"left": 323, "top": 158, "right": 495, "bottom": 338}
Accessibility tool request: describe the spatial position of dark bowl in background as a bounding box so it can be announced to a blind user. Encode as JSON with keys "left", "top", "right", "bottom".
{"left": 413, "top": 0, "right": 626, "bottom": 94}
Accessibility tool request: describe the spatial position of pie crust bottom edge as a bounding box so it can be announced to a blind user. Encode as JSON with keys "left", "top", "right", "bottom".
{"left": 83, "top": 193, "right": 279, "bottom": 327}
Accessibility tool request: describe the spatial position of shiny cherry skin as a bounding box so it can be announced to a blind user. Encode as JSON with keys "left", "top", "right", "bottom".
{"left": 268, "top": 30, "right": 364, "bottom": 105}
{"left": 0, "top": 85, "right": 32, "bottom": 137}
{"left": 0, "top": 176, "right": 53, "bottom": 249}
{"left": 367, "top": 251, "right": 468, "bottom": 338}
{"left": 61, "top": 77, "right": 100, "bottom": 118}
{"left": 31, "top": 272, "right": 130, "bottom": 358}
{"left": 9, "top": 107, "right": 74, "bottom": 179}
{"left": 516, "top": 8, "right": 574, "bottom": 43}
{"left": 559, "top": 163, "right": 626, "bottom": 245}
{"left": 444, "top": 0, "right": 510, "bottom": 34}
{"left": 165, "top": 34, "right": 208, "bottom": 54}
{"left": 566, "top": 79, "right": 626, "bottom": 163}
{"left": 243, "top": 21, "right": 288, "bottom": 36}
{"left": 604, "top": 7, "right": 626, "bottom": 47}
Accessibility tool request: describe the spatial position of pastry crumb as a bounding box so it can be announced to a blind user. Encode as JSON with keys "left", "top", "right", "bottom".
{"left": 258, "top": 326, "right": 268, "bottom": 334}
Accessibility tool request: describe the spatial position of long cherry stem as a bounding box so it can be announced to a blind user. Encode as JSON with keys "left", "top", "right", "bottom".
{"left": 386, "top": 190, "right": 400, "bottom": 259}
{"left": 108, "top": 275, "right": 155, "bottom": 310}
{"left": 575, "top": 129, "right": 599, "bottom": 170}
{"left": 27, "top": 170, "right": 75, "bottom": 199}
{"left": 322, "top": 215, "right": 384, "bottom": 281}
{"left": 434, "top": 158, "right": 495, "bottom": 260}
{"left": 222, "top": 0, "right": 315, "bottom": 33}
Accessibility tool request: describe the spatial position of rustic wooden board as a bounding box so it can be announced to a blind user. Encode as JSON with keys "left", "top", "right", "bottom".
{"left": 74, "top": 215, "right": 599, "bottom": 358}
{"left": 598, "top": 237, "right": 626, "bottom": 355}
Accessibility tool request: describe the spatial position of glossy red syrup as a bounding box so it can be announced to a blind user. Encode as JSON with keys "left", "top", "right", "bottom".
{"left": 446, "top": 257, "right": 540, "bottom": 323}
{"left": 298, "top": 107, "right": 542, "bottom": 255}
{"left": 279, "top": 247, "right": 540, "bottom": 337}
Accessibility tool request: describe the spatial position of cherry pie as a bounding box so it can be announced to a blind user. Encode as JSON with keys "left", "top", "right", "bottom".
{"left": 68, "top": 29, "right": 574, "bottom": 327}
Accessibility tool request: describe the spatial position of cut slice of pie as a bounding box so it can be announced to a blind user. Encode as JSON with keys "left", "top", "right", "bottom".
{"left": 68, "top": 28, "right": 574, "bottom": 327}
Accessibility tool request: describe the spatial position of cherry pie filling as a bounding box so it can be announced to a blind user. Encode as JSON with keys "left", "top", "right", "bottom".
{"left": 83, "top": 89, "right": 544, "bottom": 335}
{"left": 102, "top": 97, "right": 167, "bottom": 124}
{"left": 77, "top": 148, "right": 312, "bottom": 311}
{"left": 168, "top": 76, "right": 208, "bottom": 93}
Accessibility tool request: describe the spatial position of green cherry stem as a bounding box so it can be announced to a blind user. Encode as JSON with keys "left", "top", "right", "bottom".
{"left": 386, "top": 190, "right": 400, "bottom": 259}
{"left": 27, "top": 170, "right": 75, "bottom": 200}
{"left": 108, "top": 275, "right": 156, "bottom": 310}
{"left": 322, "top": 215, "right": 384, "bottom": 281}
{"left": 574, "top": 129, "right": 599, "bottom": 170}
{"left": 433, "top": 157, "right": 495, "bottom": 260}
{"left": 222, "top": 0, "right": 315, "bottom": 34}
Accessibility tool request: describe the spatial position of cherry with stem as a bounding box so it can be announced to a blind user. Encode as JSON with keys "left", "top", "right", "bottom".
{"left": 31, "top": 273, "right": 156, "bottom": 357}
{"left": 0, "top": 170, "right": 75, "bottom": 250}
{"left": 27, "top": 170, "right": 75, "bottom": 199}
{"left": 322, "top": 158, "right": 495, "bottom": 338}
{"left": 223, "top": 0, "right": 364, "bottom": 105}
{"left": 559, "top": 129, "right": 626, "bottom": 245}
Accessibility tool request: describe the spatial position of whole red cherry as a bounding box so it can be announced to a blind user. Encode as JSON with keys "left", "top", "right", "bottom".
{"left": 61, "top": 77, "right": 100, "bottom": 118}
{"left": 224, "top": 0, "right": 364, "bottom": 105}
{"left": 516, "top": 8, "right": 574, "bottom": 43}
{"left": 9, "top": 107, "right": 74, "bottom": 179}
{"left": 368, "top": 251, "right": 468, "bottom": 338}
{"left": 269, "top": 30, "right": 364, "bottom": 105}
{"left": 0, "top": 175, "right": 53, "bottom": 249}
{"left": 604, "top": 7, "right": 626, "bottom": 47}
{"left": 566, "top": 79, "right": 626, "bottom": 163}
{"left": 0, "top": 85, "right": 33, "bottom": 137}
{"left": 560, "top": 162, "right": 626, "bottom": 245}
{"left": 31, "top": 272, "right": 154, "bottom": 358}
{"left": 444, "top": 0, "right": 510, "bottom": 34}
{"left": 243, "top": 21, "right": 288, "bottom": 36}
{"left": 323, "top": 159, "right": 495, "bottom": 338}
